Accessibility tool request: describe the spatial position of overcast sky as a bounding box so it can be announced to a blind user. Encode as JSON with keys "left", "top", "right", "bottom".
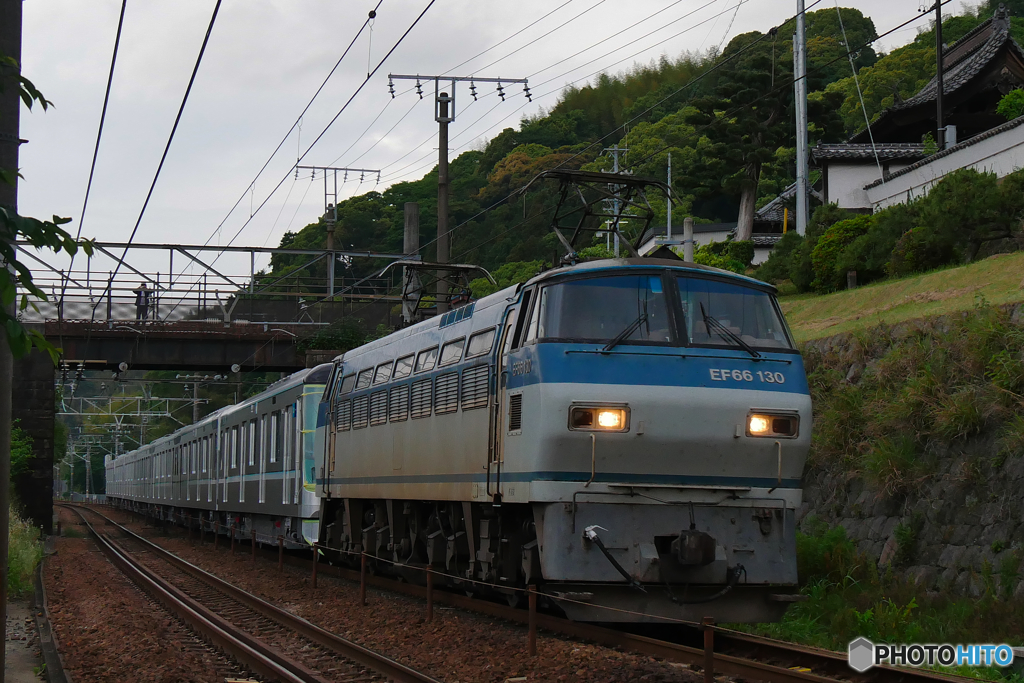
{"left": 18, "top": 0, "right": 968, "bottom": 282}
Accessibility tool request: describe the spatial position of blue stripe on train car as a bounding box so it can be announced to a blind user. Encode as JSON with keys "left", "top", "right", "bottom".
{"left": 505, "top": 343, "right": 809, "bottom": 395}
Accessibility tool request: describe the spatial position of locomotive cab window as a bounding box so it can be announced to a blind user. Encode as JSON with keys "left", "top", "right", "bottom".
{"left": 393, "top": 354, "right": 414, "bottom": 379}
{"left": 373, "top": 361, "right": 393, "bottom": 384}
{"left": 466, "top": 328, "right": 496, "bottom": 358}
{"left": 339, "top": 374, "right": 356, "bottom": 394}
{"left": 536, "top": 274, "right": 673, "bottom": 345}
{"left": 677, "top": 277, "right": 794, "bottom": 350}
{"left": 355, "top": 369, "right": 373, "bottom": 390}
{"left": 439, "top": 338, "right": 465, "bottom": 366}
{"left": 415, "top": 347, "right": 438, "bottom": 373}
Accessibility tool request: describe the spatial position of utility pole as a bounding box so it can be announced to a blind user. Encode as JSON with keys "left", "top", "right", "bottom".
{"left": 388, "top": 74, "right": 529, "bottom": 313}
{"left": 295, "top": 165, "right": 380, "bottom": 298}
{"left": 932, "top": 1, "right": 946, "bottom": 149}
{"left": 794, "top": 0, "right": 809, "bottom": 236}
{"left": 603, "top": 145, "right": 629, "bottom": 256}
{"left": 402, "top": 202, "right": 422, "bottom": 325}
{"left": 1, "top": 0, "right": 22, "bottom": 673}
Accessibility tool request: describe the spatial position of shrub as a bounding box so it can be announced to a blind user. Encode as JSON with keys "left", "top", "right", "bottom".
{"left": 932, "top": 387, "right": 987, "bottom": 440}
{"left": 8, "top": 506, "right": 42, "bottom": 596}
{"left": 836, "top": 202, "right": 919, "bottom": 286}
{"left": 725, "top": 240, "right": 754, "bottom": 267}
{"left": 796, "top": 519, "right": 861, "bottom": 585}
{"left": 788, "top": 204, "right": 851, "bottom": 292}
{"left": 886, "top": 225, "right": 958, "bottom": 277}
{"left": 693, "top": 242, "right": 745, "bottom": 273}
{"left": 862, "top": 435, "right": 921, "bottom": 498}
{"left": 754, "top": 232, "right": 802, "bottom": 284}
{"left": 996, "top": 88, "right": 1024, "bottom": 121}
{"left": 811, "top": 214, "right": 873, "bottom": 292}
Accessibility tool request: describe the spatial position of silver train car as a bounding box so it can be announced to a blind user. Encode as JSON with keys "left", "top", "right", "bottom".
{"left": 318, "top": 258, "right": 812, "bottom": 623}
{"left": 105, "top": 364, "right": 332, "bottom": 546}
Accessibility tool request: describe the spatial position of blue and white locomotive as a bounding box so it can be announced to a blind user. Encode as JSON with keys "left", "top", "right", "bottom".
{"left": 317, "top": 257, "right": 811, "bottom": 623}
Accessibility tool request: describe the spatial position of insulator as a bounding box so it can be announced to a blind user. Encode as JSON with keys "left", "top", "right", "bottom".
{"left": 469, "top": 81, "right": 477, "bottom": 101}
{"left": 388, "top": 77, "right": 395, "bottom": 99}
{"left": 523, "top": 84, "right": 532, "bottom": 102}
{"left": 344, "top": 171, "right": 348, "bottom": 181}
{"left": 360, "top": 172, "right": 365, "bottom": 182}
{"left": 416, "top": 79, "right": 423, "bottom": 99}
{"left": 496, "top": 83, "right": 505, "bottom": 101}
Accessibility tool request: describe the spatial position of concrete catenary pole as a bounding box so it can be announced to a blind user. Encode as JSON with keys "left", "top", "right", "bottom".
{"left": 403, "top": 202, "right": 421, "bottom": 325}
{"left": 683, "top": 217, "right": 695, "bottom": 262}
{"left": 436, "top": 93, "right": 451, "bottom": 315}
{"left": 933, "top": 1, "right": 946, "bottom": 149}
{"left": 794, "top": 0, "right": 809, "bottom": 236}
{"left": 0, "top": 0, "right": 22, "bottom": 673}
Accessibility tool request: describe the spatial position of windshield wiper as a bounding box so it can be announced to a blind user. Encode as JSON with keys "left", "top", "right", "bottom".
{"left": 603, "top": 309, "right": 649, "bottom": 352}
{"left": 700, "top": 303, "right": 760, "bottom": 358}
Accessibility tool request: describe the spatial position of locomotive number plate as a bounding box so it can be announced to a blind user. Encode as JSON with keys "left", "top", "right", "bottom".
{"left": 709, "top": 369, "right": 786, "bottom": 384}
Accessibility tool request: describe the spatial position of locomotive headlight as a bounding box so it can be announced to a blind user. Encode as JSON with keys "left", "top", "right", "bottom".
{"left": 748, "top": 414, "right": 771, "bottom": 434}
{"left": 569, "top": 404, "right": 629, "bottom": 432}
{"left": 746, "top": 410, "right": 799, "bottom": 438}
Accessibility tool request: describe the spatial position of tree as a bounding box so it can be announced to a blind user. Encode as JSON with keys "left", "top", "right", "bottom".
{"left": 0, "top": 56, "right": 92, "bottom": 360}
{"left": 997, "top": 88, "right": 1024, "bottom": 121}
{"left": 685, "top": 32, "right": 795, "bottom": 240}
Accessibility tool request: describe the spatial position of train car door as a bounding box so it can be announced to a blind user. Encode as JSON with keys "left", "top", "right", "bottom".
{"left": 489, "top": 288, "right": 532, "bottom": 499}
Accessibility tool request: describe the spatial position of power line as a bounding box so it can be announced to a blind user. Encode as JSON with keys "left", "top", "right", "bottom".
{"left": 183, "top": 0, "right": 436, "bottom": 296}
{"left": 58, "top": 0, "right": 127, "bottom": 308}
{"left": 95, "top": 0, "right": 223, "bottom": 316}
{"left": 206, "top": 0, "right": 385, "bottom": 248}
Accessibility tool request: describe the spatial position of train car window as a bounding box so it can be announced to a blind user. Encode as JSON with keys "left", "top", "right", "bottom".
{"left": 231, "top": 427, "right": 239, "bottom": 469}
{"left": 373, "top": 362, "right": 393, "bottom": 385}
{"left": 439, "top": 338, "right": 465, "bottom": 366}
{"left": 246, "top": 421, "right": 255, "bottom": 467}
{"left": 393, "top": 354, "right": 414, "bottom": 379}
{"left": 272, "top": 411, "right": 282, "bottom": 463}
{"left": 356, "top": 369, "right": 373, "bottom": 390}
{"left": 510, "top": 289, "right": 533, "bottom": 350}
{"left": 254, "top": 418, "right": 262, "bottom": 467}
{"left": 524, "top": 292, "right": 542, "bottom": 344}
{"left": 339, "top": 374, "right": 356, "bottom": 394}
{"left": 466, "top": 328, "right": 496, "bottom": 358}
{"left": 415, "top": 347, "right": 438, "bottom": 373}
{"left": 676, "top": 277, "right": 794, "bottom": 350}
{"left": 537, "top": 275, "right": 673, "bottom": 345}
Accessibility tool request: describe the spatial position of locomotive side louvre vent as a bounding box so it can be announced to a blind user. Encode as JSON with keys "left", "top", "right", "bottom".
{"left": 411, "top": 378, "right": 433, "bottom": 419}
{"left": 389, "top": 384, "right": 409, "bottom": 422}
{"left": 508, "top": 393, "right": 523, "bottom": 432}
{"left": 435, "top": 372, "right": 460, "bottom": 414}
{"left": 461, "top": 365, "right": 490, "bottom": 410}
{"left": 336, "top": 400, "right": 352, "bottom": 431}
{"left": 370, "top": 390, "right": 388, "bottom": 426}
{"left": 352, "top": 395, "right": 369, "bottom": 429}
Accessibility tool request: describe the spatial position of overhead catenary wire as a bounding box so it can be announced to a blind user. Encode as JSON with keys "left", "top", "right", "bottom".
{"left": 835, "top": 1, "right": 883, "bottom": 181}
{"left": 94, "top": 0, "right": 223, "bottom": 318}
{"left": 58, "top": 0, "right": 127, "bottom": 309}
{"left": 206, "top": 0, "right": 385, "bottom": 248}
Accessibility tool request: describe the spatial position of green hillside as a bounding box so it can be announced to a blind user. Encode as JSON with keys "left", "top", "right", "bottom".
{"left": 782, "top": 252, "right": 1024, "bottom": 342}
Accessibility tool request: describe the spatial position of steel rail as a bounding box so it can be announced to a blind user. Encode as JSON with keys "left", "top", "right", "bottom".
{"left": 63, "top": 505, "right": 319, "bottom": 683}
{"left": 97, "top": 504, "right": 977, "bottom": 683}
{"left": 66, "top": 505, "right": 442, "bottom": 683}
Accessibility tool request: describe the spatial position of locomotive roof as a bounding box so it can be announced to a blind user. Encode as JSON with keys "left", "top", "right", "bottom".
{"left": 526, "top": 258, "right": 776, "bottom": 291}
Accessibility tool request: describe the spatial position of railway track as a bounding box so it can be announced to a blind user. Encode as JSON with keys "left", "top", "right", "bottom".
{"left": 92, "top": 504, "right": 983, "bottom": 683}
{"left": 61, "top": 504, "right": 441, "bottom": 683}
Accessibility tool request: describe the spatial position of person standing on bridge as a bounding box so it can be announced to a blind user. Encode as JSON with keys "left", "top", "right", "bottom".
{"left": 133, "top": 283, "right": 151, "bottom": 321}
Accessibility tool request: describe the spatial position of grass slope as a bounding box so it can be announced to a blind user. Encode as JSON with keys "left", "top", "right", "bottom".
{"left": 780, "top": 252, "right": 1024, "bottom": 342}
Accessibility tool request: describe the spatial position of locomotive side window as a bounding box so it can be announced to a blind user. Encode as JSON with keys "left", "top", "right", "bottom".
{"left": 439, "top": 338, "right": 465, "bottom": 366}
{"left": 393, "top": 354, "right": 414, "bottom": 379}
{"left": 339, "top": 374, "right": 356, "bottom": 394}
{"left": 466, "top": 328, "right": 495, "bottom": 358}
{"left": 415, "top": 347, "right": 438, "bottom": 373}
{"left": 676, "top": 277, "right": 794, "bottom": 350}
{"left": 373, "top": 362, "right": 393, "bottom": 385}
{"left": 510, "top": 289, "right": 533, "bottom": 350}
{"left": 355, "top": 369, "right": 373, "bottom": 390}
